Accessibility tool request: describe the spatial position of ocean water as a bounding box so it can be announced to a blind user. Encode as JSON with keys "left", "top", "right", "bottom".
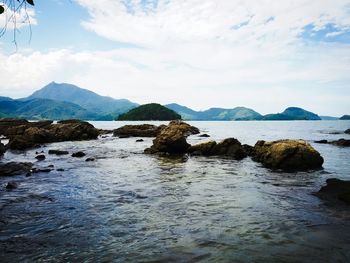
{"left": 1, "top": 120, "right": 350, "bottom": 262}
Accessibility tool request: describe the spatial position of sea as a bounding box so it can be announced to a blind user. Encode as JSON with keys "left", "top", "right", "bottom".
{"left": 1, "top": 120, "right": 350, "bottom": 262}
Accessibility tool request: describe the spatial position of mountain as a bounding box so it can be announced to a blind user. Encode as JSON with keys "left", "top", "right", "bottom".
{"left": 165, "top": 104, "right": 262, "bottom": 120}
{"left": 0, "top": 98, "right": 101, "bottom": 120}
{"left": 118, "top": 103, "right": 181, "bottom": 121}
{"left": 25, "top": 82, "right": 138, "bottom": 116}
{"left": 263, "top": 107, "right": 321, "bottom": 120}
{"left": 0, "top": 96, "right": 13, "bottom": 102}
{"left": 340, "top": 115, "right": 350, "bottom": 120}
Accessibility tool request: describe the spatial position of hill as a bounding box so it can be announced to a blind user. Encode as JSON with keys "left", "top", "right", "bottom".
{"left": 263, "top": 107, "right": 321, "bottom": 120}
{"left": 0, "top": 98, "right": 101, "bottom": 120}
{"left": 118, "top": 103, "right": 181, "bottom": 121}
{"left": 340, "top": 115, "right": 350, "bottom": 120}
{"left": 165, "top": 104, "right": 262, "bottom": 120}
{"left": 25, "top": 82, "right": 138, "bottom": 116}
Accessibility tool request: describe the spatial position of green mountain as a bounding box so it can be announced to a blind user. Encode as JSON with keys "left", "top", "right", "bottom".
{"left": 263, "top": 107, "right": 321, "bottom": 120}
{"left": 340, "top": 115, "right": 350, "bottom": 120}
{"left": 25, "top": 82, "right": 138, "bottom": 116}
{"left": 165, "top": 104, "right": 262, "bottom": 120}
{"left": 118, "top": 103, "right": 181, "bottom": 121}
{"left": 0, "top": 98, "right": 101, "bottom": 120}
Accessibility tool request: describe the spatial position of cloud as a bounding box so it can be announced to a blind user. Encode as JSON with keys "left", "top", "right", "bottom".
{"left": 0, "top": 3, "right": 37, "bottom": 31}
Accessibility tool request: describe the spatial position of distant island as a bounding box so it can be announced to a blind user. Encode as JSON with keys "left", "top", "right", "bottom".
{"left": 117, "top": 103, "right": 181, "bottom": 121}
{"left": 0, "top": 82, "right": 346, "bottom": 121}
{"left": 340, "top": 115, "right": 350, "bottom": 120}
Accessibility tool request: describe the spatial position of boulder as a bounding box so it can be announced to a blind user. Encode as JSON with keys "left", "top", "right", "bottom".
{"left": 316, "top": 178, "right": 350, "bottom": 205}
{"left": 136, "top": 139, "right": 144, "bottom": 142}
{"left": 35, "top": 154, "right": 46, "bottom": 161}
{"left": 251, "top": 139, "right": 324, "bottom": 172}
{"left": 144, "top": 121, "right": 195, "bottom": 154}
{"left": 0, "top": 162, "right": 33, "bottom": 176}
{"left": 0, "top": 142, "right": 5, "bottom": 155}
{"left": 199, "top": 134, "right": 210, "bottom": 138}
{"left": 330, "top": 139, "right": 350, "bottom": 147}
{"left": 6, "top": 181, "right": 18, "bottom": 189}
{"left": 188, "top": 138, "right": 247, "bottom": 160}
{"left": 113, "top": 124, "right": 165, "bottom": 138}
{"left": 72, "top": 151, "right": 86, "bottom": 158}
{"left": 7, "top": 119, "right": 99, "bottom": 150}
{"left": 48, "top": 150, "right": 69, "bottom": 155}
{"left": 85, "top": 157, "right": 95, "bottom": 162}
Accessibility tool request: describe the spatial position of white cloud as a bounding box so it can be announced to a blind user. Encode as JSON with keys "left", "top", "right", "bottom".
{"left": 0, "top": 0, "right": 350, "bottom": 116}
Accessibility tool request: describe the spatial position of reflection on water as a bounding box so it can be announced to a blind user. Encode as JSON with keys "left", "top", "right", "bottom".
{"left": 1, "top": 121, "right": 350, "bottom": 262}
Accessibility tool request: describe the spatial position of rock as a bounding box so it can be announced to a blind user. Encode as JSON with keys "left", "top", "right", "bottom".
{"left": 6, "top": 181, "right": 18, "bottom": 189}
{"left": 98, "top": 129, "right": 113, "bottom": 135}
{"left": 242, "top": 144, "right": 254, "bottom": 156}
{"left": 136, "top": 139, "right": 144, "bottom": 142}
{"left": 35, "top": 154, "right": 46, "bottom": 161}
{"left": 85, "top": 158, "right": 95, "bottom": 162}
{"left": 167, "top": 120, "right": 199, "bottom": 136}
{"left": 315, "top": 140, "right": 328, "bottom": 144}
{"left": 0, "top": 162, "right": 33, "bottom": 176}
{"left": 0, "top": 142, "right": 5, "bottom": 156}
{"left": 0, "top": 118, "right": 28, "bottom": 136}
{"left": 199, "top": 134, "right": 210, "bottom": 138}
{"left": 345, "top": 129, "right": 350, "bottom": 134}
{"left": 57, "top": 168, "right": 64, "bottom": 172}
{"left": 189, "top": 138, "right": 248, "bottom": 160}
{"left": 113, "top": 124, "right": 165, "bottom": 138}
{"left": 72, "top": 151, "right": 86, "bottom": 158}
{"left": 48, "top": 150, "right": 69, "bottom": 155}
{"left": 144, "top": 121, "right": 194, "bottom": 154}
{"left": 251, "top": 139, "right": 324, "bottom": 172}
{"left": 316, "top": 178, "right": 350, "bottom": 205}
{"left": 330, "top": 139, "right": 350, "bottom": 147}
{"left": 31, "top": 168, "right": 52, "bottom": 173}
{"left": 7, "top": 119, "right": 99, "bottom": 150}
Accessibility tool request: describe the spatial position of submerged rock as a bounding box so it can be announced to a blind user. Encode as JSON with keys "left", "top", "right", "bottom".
{"left": 330, "top": 139, "right": 350, "bottom": 147}
{"left": 0, "top": 142, "right": 5, "bottom": 156}
{"left": 72, "top": 151, "right": 86, "bottom": 158}
{"left": 314, "top": 140, "right": 328, "bottom": 144}
{"left": 345, "top": 129, "right": 350, "bottom": 134}
{"left": 136, "top": 139, "right": 144, "bottom": 142}
{"left": 6, "top": 181, "right": 18, "bottom": 189}
{"left": 199, "top": 133, "right": 210, "bottom": 138}
{"left": 85, "top": 157, "right": 95, "bottom": 162}
{"left": 113, "top": 124, "right": 165, "bottom": 138}
{"left": 48, "top": 149, "right": 69, "bottom": 155}
{"left": 189, "top": 138, "right": 247, "bottom": 160}
{"left": 144, "top": 121, "right": 197, "bottom": 154}
{"left": 35, "top": 154, "right": 46, "bottom": 161}
{"left": 316, "top": 178, "right": 350, "bottom": 205}
{"left": 0, "top": 162, "right": 33, "bottom": 176}
{"left": 6, "top": 119, "right": 99, "bottom": 150}
{"left": 251, "top": 139, "right": 324, "bottom": 172}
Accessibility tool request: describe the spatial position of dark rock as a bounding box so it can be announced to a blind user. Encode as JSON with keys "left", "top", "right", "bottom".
{"left": 85, "top": 158, "right": 95, "bottom": 162}
{"left": 57, "top": 168, "right": 64, "bottom": 171}
{"left": 316, "top": 178, "right": 350, "bottom": 205}
{"left": 330, "top": 139, "right": 350, "bottom": 147}
{"left": 113, "top": 124, "right": 165, "bottom": 138}
{"left": 6, "top": 119, "right": 99, "bottom": 150}
{"left": 98, "top": 129, "right": 113, "bottom": 135}
{"left": 251, "top": 139, "right": 324, "bottom": 172}
{"left": 345, "top": 129, "right": 350, "bottom": 134}
{"left": 144, "top": 121, "right": 194, "bottom": 154}
{"left": 35, "top": 154, "right": 46, "bottom": 161}
{"left": 72, "top": 151, "right": 86, "bottom": 158}
{"left": 0, "top": 162, "right": 33, "bottom": 176}
{"left": 6, "top": 181, "right": 18, "bottom": 189}
{"left": 0, "top": 142, "right": 5, "bottom": 156}
{"left": 35, "top": 151, "right": 44, "bottom": 154}
{"left": 242, "top": 144, "right": 253, "bottom": 156}
{"left": 136, "top": 139, "right": 144, "bottom": 142}
{"left": 48, "top": 165, "right": 54, "bottom": 168}
{"left": 315, "top": 140, "right": 328, "bottom": 144}
{"left": 48, "top": 149, "right": 69, "bottom": 155}
{"left": 189, "top": 138, "right": 247, "bottom": 160}
{"left": 31, "top": 168, "right": 53, "bottom": 173}
{"left": 199, "top": 133, "right": 210, "bottom": 138}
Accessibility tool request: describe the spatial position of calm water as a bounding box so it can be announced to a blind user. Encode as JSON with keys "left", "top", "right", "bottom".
{"left": 1, "top": 121, "right": 350, "bottom": 262}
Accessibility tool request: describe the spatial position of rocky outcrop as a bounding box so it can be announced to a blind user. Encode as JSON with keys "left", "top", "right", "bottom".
{"left": 314, "top": 139, "right": 350, "bottom": 147}
{"left": 113, "top": 124, "right": 165, "bottom": 138}
{"left": 316, "top": 178, "right": 350, "bottom": 205}
{"left": 6, "top": 181, "right": 18, "bottom": 189}
{"left": 144, "top": 121, "right": 198, "bottom": 154}
{"left": 0, "top": 119, "right": 53, "bottom": 137}
{"left": 6, "top": 119, "right": 99, "bottom": 150}
{"left": 0, "top": 142, "right": 5, "bottom": 156}
{"left": 251, "top": 140, "right": 324, "bottom": 172}
{"left": 188, "top": 138, "right": 247, "bottom": 160}
{"left": 0, "top": 162, "right": 33, "bottom": 176}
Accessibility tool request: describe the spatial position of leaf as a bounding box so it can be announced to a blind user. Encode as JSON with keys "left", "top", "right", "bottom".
{"left": 0, "top": 6, "right": 4, "bottom": 15}
{"left": 26, "top": 0, "right": 34, "bottom": 6}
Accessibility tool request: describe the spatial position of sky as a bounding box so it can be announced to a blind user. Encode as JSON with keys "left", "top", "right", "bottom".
{"left": 0, "top": 0, "right": 350, "bottom": 116}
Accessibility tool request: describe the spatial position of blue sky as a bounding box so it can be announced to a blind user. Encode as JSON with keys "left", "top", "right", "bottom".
{"left": 0, "top": 0, "right": 350, "bottom": 116}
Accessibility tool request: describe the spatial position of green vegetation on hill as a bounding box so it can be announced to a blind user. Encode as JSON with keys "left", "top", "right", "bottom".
{"left": 118, "top": 103, "right": 181, "bottom": 121}
{"left": 340, "top": 115, "right": 350, "bottom": 120}
{"left": 263, "top": 107, "right": 321, "bottom": 120}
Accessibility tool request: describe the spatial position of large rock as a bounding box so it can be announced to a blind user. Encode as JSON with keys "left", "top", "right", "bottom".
{"left": 188, "top": 138, "right": 247, "bottom": 160}
{"left": 316, "top": 178, "right": 350, "bottom": 205}
{"left": 345, "top": 129, "right": 350, "bottom": 134}
{"left": 0, "top": 119, "right": 53, "bottom": 137}
{"left": 7, "top": 119, "right": 99, "bottom": 150}
{"left": 251, "top": 139, "right": 324, "bottom": 172}
{"left": 144, "top": 121, "right": 198, "bottom": 154}
{"left": 0, "top": 162, "right": 33, "bottom": 176}
{"left": 113, "top": 124, "right": 165, "bottom": 138}
{"left": 330, "top": 139, "right": 350, "bottom": 147}
{"left": 0, "top": 142, "right": 5, "bottom": 156}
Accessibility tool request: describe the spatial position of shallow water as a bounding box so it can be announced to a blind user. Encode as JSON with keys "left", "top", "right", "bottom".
{"left": 1, "top": 120, "right": 350, "bottom": 262}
